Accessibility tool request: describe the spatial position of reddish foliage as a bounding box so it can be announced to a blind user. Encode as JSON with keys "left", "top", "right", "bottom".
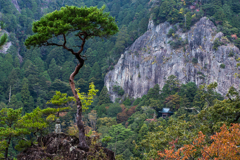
{"left": 59, "top": 112, "right": 67, "bottom": 117}
{"left": 126, "top": 106, "right": 137, "bottom": 116}
{"left": 190, "top": 5, "right": 196, "bottom": 10}
{"left": 158, "top": 123, "right": 240, "bottom": 160}
{"left": 116, "top": 112, "right": 128, "bottom": 123}
{"left": 116, "top": 105, "right": 136, "bottom": 123}
{"left": 231, "top": 34, "right": 238, "bottom": 40}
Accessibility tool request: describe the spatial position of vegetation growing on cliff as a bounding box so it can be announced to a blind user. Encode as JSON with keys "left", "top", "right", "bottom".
{"left": 0, "top": 0, "right": 240, "bottom": 159}
{"left": 151, "top": 0, "right": 240, "bottom": 48}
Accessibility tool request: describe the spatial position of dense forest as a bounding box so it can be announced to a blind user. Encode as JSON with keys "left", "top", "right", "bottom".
{"left": 0, "top": 0, "right": 240, "bottom": 159}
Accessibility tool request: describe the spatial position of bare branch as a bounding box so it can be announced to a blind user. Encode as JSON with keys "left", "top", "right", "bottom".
{"left": 46, "top": 42, "right": 63, "bottom": 47}
{"left": 184, "top": 107, "right": 200, "bottom": 114}
{"left": 76, "top": 33, "right": 87, "bottom": 55}
{"left": 63, "top": 34, "right": 76, "bottom": 55}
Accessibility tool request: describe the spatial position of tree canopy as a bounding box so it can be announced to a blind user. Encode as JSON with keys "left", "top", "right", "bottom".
{"left": 25, "top": 5, "right": 119, "bottom": 53}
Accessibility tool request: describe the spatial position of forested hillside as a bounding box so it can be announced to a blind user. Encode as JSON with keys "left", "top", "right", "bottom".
{"left": 0, "top": 0, "right": 150, "bottom": 110}
{"left": 0, "top": 0, "right": 240, "bottom": 159}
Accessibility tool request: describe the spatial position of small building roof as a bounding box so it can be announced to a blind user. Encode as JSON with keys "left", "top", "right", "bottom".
{"left": 159, "top": 108, "right": 173, "bottom": 113}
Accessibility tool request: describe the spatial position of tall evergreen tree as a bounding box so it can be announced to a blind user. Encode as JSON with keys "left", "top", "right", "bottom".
{"left": 98, "top": 86, "right": 111, "bottom": 105}
{"left": 48, "top": 59, "right": 61, "bottom": 82}
{"left": 24, "top": 5, "right": 118, "bottom": 151}
{"left": 20, "top": 78, "right": 31, "bottom": 113}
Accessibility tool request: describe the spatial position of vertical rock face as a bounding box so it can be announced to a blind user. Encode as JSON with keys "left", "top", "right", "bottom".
{"left": 105, "top": 17, "right": 240, "bottom": 102}
{"left": 11, "top": 0, "right": 21, "bottom": 12}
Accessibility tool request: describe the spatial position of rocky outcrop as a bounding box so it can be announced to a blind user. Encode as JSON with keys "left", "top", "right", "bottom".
{"left": 0, "top": 30, "right": 12, "bottom": 54}
{"left": 105, "top": 17, "right": 240, "bottom": 102}
{"left": 11, "top": 0, "right": 21, "bottom": 12}
{"left": 17, "top": 133, "right": 115, "bottom": 160}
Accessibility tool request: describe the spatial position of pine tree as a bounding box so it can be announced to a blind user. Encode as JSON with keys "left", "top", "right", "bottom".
{"left": 48, "top": 58, "right": 61, "bottom": 82}
{"left": 81, "top": 65, "right": 92, "bottom": 81}
{"left": 62, "top": 61, "right": 75, "bottom": 82}
{"left": 20, "top": 78, "right": 31, "bottom": 113}
{"left": 8, "top": 95, "right": 23, "bottom": 109}
{"left": 33, "top": 57, "right": 45, "bottom": 72}
{"left": 212, "top": 0, "right": 222, "bottom": 7}
{"left": 98, "top": 86, "right": 111, "bottom": 105}
{"left": 0, "top": 108, "right": 26, "bottom": 159}
{"left": 89, "top": 62, "right": 101, "bottom": 79}
{"left": 138, "top": 123, "right": 148, "bottom": 141}
{"left": 46, "top": 91, "right": 73, "bottom": 118}
{"left": 24, "top": 5, "right": 118, "bottom": 152}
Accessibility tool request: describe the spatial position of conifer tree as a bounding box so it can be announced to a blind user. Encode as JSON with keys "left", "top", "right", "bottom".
{"left": 212, "top": 0, "right": 222, "bottom": 7}
{"left": 98, "top": 86, "right": 111, "bottom": 105}
{"left": 8, "top": 95, "right": 23, "bottom": 109}
{"left": 46, "top": 91, "right": 73, "bottom": 118}
{"left": 0, "top": 21, "right": 7, "bottom": 48}
{"left": 89, "top": 62, "right": 101, "bottom": 79}
{"left": 20, "top": 78, "right": 31, "bottom": 113}
{"left": 0, "top": 108, "right": 26, "bottom": 159}
{"left": 48, "top": 59, "right": 61, "bottom": 82}
{"left": 24, "top": 6, "right": 118, "bottom": 151}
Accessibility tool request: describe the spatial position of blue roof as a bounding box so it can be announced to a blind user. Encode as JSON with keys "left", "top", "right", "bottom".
{"left": 159, "top": 108, "right": 173, "bottom": 113}
{"left": 163, "top": 108, "right": 170, "bottom": 112}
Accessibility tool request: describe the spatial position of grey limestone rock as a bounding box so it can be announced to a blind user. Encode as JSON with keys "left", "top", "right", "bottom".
{"left": 105, "top": 17, "right": 240, "bottom": 102}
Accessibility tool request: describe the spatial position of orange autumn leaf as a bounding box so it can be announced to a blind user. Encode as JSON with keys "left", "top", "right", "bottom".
{"left": 158, "top": 123, "right": 240, "bottom": 160}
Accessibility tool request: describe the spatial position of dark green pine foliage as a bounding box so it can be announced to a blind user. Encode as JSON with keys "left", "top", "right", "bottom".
{"left": 212, "top": 0, "right": 222, "bottom": 7}
{"left": 0, "top": 0, "right": 151, "bottom": 108}
{"left": 98, "top": 86, "right": 111, "bottom": 105}
{"left": 8, "top": 95, "right": 23, "bottom": 110}
{"left": 0, "top": 108, "right": 26, "bottom": 159}
{"left": 161, "top": 75, "right": 180, "bottom": 99}
{"left": 20, "top": 78, "right": 32, "bottom": 113}
{"left": 48, "top": 59, "right": 61, "bottom": 82}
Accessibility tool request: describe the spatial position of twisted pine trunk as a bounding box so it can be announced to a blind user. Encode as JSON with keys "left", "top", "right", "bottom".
{"left": 69, "top": 57, "right": 89, "bottom": 152}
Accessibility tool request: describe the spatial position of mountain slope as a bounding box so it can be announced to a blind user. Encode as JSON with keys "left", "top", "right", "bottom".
{"left": 105, "top": 17, "right": 240, "bottom": 102}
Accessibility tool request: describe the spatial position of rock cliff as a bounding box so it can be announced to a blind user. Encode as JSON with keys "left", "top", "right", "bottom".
{"left": 17, "top": 133, "right": 115, "bottom": 160}
{"left": 105, "top": 17, "right": 240, "bottom": 102}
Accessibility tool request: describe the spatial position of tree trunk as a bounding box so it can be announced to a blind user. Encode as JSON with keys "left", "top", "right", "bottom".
{"left": 5, "top": 137, "right": 11, "bottom": 159}
{"left": 69, "top": 57, "right": 89, "bottom": 152}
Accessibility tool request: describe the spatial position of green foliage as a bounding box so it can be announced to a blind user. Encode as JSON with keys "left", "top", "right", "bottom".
{"left": 192, "top": 58, "right": 198, "bottom": 64}
{"left": 167, "top": 28, "right": 175, "bottom": 37}
{"left": 169, "top": 37, "right": 185, "bottom": 49}
{"left": 76, "top": 82, "right": 99, "bottom": 112}
{"left": 123, "top": 98, "right": 131, "bottom": 106}
{"left": 98, "top": 86, "right": 111, "bottom": 106}
{"left": 213, "top": 38, "right": 224, "bottom": 50}
{"left": 25, "top": 5, "right": 118, "bottom": 48}
{"left": 46, "top": 91, "right": 74, "bottom": 119}
{"left": 0, "top": 33, "right": 8, "bottom": 47}
{"left": 108, "top": 124, "right": 134, "bottom": 143}
{"left": 106, "top": 103, "right": 122, "bottom": 118}
{"left": 113, "top": 85, "right": 125, "bottom": 96}
{"left": 47, "top": 91, "right": 74, "bottom": 106}
{"left": 132, "top": 98, "right": 141, "bottom": 106}
{"left": 220, "top": 63, "right": 225, "bottom": 68}
{"left": 0, "top": 108, "right": 25, "bottom": 159}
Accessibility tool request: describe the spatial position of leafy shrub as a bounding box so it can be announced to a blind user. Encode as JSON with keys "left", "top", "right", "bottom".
{"left": 167, "top": 28, "right": 175, "bottom": 37}
{"left": 113, "top": 85, "right": 125, "bottom": 96}
{"left": 169, "top": 38, "right": 185, "bottom": 49}
{"left": 213, "top": 38, "right": 224, "bottom": 50}
{"left": 123, "top": 98, "right": 131, "bottom": 106}
{"left": 107, "top": 103, "right": 122, "bottom": 117}
{"left": 133, "top": 98, "right": 141, "bottom": 106}
{"left": 192, "top": 58, "right": 198, "bottom": 64}
{"left": 228, "top": 51, "right": 234, "bottom": 57}
{"left": 220, "top": 63, "right": 225, "bottom": 69}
